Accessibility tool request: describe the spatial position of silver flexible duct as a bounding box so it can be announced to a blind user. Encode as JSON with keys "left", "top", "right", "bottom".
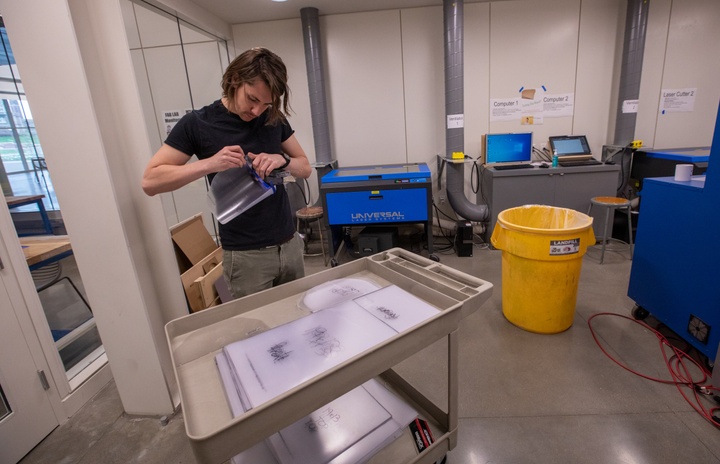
{"left": 613, "top": 0, "right": 649, "bottom": 145}
{"left": 443, "top": 0, "right": 487, "bottom": 221}
{"left": 300, "top": 7, "right": 334, "bottom": 187}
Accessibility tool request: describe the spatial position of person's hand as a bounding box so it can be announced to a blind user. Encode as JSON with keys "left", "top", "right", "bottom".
{"left": 208, "top": 145, "right": 246, "bottom": 172}
{"left": 247, "top": 152, "right": 286, "bottom": 179}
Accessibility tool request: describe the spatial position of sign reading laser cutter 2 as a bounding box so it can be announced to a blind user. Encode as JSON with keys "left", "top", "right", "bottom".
{"left": 550, "top": 238, "right": 580, "bottom": 255}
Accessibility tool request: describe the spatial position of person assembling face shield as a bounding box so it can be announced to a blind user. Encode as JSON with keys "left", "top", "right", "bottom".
{"left": 142, "top": 47, "right": 312, "bottom": 299}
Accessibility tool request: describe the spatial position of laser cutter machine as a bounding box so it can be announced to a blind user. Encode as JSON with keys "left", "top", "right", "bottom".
{"left": 320, "top": 163, "right": 436, "bottom": 266}
{"left": 628, "top": 105, "right": 720, "bottom": 367}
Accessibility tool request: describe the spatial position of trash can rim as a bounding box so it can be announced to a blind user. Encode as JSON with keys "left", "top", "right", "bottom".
{"left": 497, "top": 205, "right": 593, "bottom": 234}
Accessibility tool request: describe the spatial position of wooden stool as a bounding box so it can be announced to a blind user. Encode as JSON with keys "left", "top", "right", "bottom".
{"left": 296, "top": 206, "right": 328, "bottom": 265}
{"left": 587, "top": 196, "right": 634, "bottom": 264}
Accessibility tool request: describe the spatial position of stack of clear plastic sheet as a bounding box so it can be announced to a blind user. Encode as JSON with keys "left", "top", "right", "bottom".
{"left": 217, "top": 278, "right": 443, "bottom": 464}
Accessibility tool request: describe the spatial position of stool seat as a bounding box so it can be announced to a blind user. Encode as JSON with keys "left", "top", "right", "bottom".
{"left": 296, "top": 206, "right": 328, "bottom": 266}
{"left": 296, "top": 206, "right": 324, "bottom": 220}
{"left": 591, "top": 196, "right": 630, "bottom": 207}
{"left": 587, "top": 196, "right": 633, "bottom": 264}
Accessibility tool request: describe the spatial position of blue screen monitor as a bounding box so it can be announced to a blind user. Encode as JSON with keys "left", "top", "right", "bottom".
{"left": 484, "top": 132, "right": 533, "bottom": 164}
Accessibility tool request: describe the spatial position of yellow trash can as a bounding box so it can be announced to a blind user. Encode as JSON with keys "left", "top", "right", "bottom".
{"left": 491, "top": 205, "right": 595, "bottom": 334}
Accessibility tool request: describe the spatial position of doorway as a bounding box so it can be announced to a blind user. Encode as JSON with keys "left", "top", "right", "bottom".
{"left": 0, "top": 12, "right": 110, "bottom": 460}
{"left": 0, "top": 14, "right": 105, "bottom": 385}
{"left": 0, "top": 233, "right": 58, "bottom": 463}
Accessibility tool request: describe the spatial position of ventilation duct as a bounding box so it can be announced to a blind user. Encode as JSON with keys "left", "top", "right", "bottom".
{"left": 300, "top": 7, "right": 335, "bottom": 189}
{"left": 613, "top": 0, "right": 649, "bottom": 145}
{"left": 443, "top": 0, "right": 487, "bottom": 221}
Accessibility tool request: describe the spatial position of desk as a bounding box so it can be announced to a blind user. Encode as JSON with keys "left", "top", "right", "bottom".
{"left": 20, "top": 235, "right": 93, "bottom": 351}
{"left": 6, "top": 194, "right": 53, "bottom": 235}
{"left": 478, "top": 163, "right": 621, "bottom": 241}
{"left": 20, "top": 235, "right": 72, "bottom": 270}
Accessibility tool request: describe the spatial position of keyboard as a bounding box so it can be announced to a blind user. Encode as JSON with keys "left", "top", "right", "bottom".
{"left": 492, "top": 163, "right": 534, "bottom": 171}
{"left": 558, "top": 159, "right": 603, "bottom": 167}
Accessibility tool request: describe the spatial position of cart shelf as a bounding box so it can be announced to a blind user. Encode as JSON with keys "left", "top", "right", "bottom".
{"left": 165, "top": 248, "right": 493, "bottom": 464}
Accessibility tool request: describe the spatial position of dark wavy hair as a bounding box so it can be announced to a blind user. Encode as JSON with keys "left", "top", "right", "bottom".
{"left": 221, "top": 47, "right": 292, "bottom": 125}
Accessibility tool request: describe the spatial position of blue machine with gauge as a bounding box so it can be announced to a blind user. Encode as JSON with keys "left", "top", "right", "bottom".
{"left": 628, "top": 105, "right": 720, "bottom": 364}
{"left": 320, "top": 163, "right": 435, "bottom": 264}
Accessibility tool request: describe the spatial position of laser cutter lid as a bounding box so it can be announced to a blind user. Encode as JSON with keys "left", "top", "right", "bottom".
{"left": 321, "top": 163, "right": 430, "bottom": 184}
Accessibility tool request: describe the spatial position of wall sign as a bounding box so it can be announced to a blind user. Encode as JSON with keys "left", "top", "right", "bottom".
{"left": 660, "top": 88, "right": 696, "bottom": 114}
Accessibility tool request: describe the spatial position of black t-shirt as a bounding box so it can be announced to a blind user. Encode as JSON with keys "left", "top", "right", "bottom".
{"left": 165, "top": 100, "right": 295, "bottom": 250}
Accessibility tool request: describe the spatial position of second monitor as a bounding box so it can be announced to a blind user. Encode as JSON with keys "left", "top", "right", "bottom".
{"left": 549, "top": 135, "right": 593, "bottom": 161}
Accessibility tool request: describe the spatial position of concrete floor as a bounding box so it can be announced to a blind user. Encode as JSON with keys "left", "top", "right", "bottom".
{"left": 18, "top": 240, "right": 720, "bottom": 464}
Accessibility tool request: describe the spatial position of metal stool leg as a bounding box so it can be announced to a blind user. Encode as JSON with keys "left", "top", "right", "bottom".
{"left": 600, "top": 205, "right": 612, "bottom": 264}
{"left": 298, "top": 216, "right": 328, "bottom": 263}
{"left": 626, "top": 206, "right": 634, "bottom": 259}
{"left": 587, "top": 202, "right": 596, "bottom": 239}
{"left": 297, "top": 217, "right": 307, "bottom": 253}
{"left": 317, "top": 219, "right": 328, "bottom": 266}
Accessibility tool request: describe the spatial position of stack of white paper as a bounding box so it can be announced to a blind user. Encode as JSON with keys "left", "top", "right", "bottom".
{"left": 354, "top": 285, "right": 441, "bottom": 333}
{"left": 218, "top": 374, "right": 418, "bottom": 464}
{"left": 266, "top": 384, "right": 391, "bottom": 464}
{"left": 223, "top": 301, "right": 398, "bottom": 409}
{"left": 218, "top": 282, "right": 439, "bottom": 463}
{"left": 298, "top": 277, "right": 382, "bottom": 312}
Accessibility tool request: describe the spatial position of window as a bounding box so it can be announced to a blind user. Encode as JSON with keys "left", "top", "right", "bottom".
{"left": 0, "top": 16, "right": 57, "bottom": 211}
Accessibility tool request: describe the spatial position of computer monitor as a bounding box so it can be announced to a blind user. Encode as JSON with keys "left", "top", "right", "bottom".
{"left": 548, "top": 135, "right": 592, "bottom": 159}
{"left": 483, "top": 132, "right": 533, "bottom": 164}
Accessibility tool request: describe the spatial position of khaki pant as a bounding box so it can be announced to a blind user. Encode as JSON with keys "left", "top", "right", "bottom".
{"left": 222, "top": 232, "right": 305, "bottom": 299}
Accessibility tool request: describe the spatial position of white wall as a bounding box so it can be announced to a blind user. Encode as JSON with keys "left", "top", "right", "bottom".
{"left": 137, "top": 0, "right": 233, "bottom": 41}
{"left": 324, "top": 11, "right": 409, "bottom": 167}
{"left": 229, "top": 0, "right": 719, "bottom": 213}
{"left": 576, "top": 0, "right": 625, "bottom": 147}
{"left": 124, "top": 0, "right": 231, "bottom": 235}
{"left": 637, "top": 0, "right": 720, "bottom": 148}
{"left": 488, "top": 0, "right": 581, "bottom": 146}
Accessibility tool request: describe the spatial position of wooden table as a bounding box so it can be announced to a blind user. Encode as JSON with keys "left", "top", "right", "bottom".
{"left": 19, "top": 235, "right": 72, "bottom": 270}
{"left": 6, "top": 194, "right": 54, "bottom": 235}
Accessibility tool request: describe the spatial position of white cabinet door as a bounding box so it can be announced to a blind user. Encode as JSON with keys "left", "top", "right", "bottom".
{"left": 0, "top": 252, "right": 58, "bottom": 463}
